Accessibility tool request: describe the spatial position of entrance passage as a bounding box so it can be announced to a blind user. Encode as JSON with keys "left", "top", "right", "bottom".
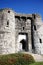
{"left": 20, "top": 39, "right": 26, "bottom": 51}
{"left": 18, "top": 33, "right": 28, "bottom": 51}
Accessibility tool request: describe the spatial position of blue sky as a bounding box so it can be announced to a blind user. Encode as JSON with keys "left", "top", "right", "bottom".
{"left": 0, "top": 0, "right": 43, "bottom": 19}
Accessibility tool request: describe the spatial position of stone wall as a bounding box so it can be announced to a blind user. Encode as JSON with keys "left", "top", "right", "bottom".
{"left": 15, "top": 15, "right": 32, "bottom": 52}
{"left": 32, "top": 14, "right": 43, "bottom": 54}
{"left": 0, "top": 8, "right": 15, "bottom": 54}
{"left": 0, "top": 8, "right": 43, "bottom": 54}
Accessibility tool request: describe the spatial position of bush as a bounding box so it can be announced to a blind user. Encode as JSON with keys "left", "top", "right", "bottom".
{"left": 0, "top": 53, "right": 35, "bottom": 65}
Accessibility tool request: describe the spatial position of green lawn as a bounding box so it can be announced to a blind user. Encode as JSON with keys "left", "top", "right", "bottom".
{"left": 0, "top": 53, "right": 35, "bottom": 65}
{"left": 0, "top": 53, "right": 43, "bottom": 65}
{"left": 30, "top": 62, "right": 43, "bottom": 65}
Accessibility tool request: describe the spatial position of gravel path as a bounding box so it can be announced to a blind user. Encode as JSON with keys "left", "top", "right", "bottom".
{"left": 32, "top": 54, "right": 43, "bottom": 62}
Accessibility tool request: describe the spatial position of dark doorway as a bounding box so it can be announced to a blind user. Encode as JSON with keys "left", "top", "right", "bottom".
{"left": 19, "top": 33, "right": 28, "bottom": 51}
{"left": 20, "top": 39, "right": 26, "bottom": 51}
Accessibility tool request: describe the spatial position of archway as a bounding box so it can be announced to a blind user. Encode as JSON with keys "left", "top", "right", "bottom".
{"left": 18, "top": 33, "right": 28, "bottom": 51}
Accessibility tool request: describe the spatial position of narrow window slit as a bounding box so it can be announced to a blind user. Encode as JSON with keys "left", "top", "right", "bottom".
{"left": 6, "top": 20, "right": 9, "bottom": 27}
{"left": 23, "top": 27, "right": 24, "bottom": 30}
{"left": 34, "top": 25, "right": 36, "bottom": 30}
{"left": 40, "top": 39, "right": 42, "bottom": 43}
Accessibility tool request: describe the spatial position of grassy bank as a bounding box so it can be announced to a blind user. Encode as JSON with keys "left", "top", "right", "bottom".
{"left": 0, "top": 53, "right": 35, "bottom": 65}
{"left": 0, "top": 53, "right": 43, "bottom": 65}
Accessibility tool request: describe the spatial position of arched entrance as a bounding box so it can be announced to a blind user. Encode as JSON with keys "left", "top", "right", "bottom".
{"left": 18, "top": 33, "right": 28, "bottom": 51}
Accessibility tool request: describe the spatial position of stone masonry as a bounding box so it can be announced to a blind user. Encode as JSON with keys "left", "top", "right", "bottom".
{"left": 0, "top": 8, "right": 43, "bottom": 54}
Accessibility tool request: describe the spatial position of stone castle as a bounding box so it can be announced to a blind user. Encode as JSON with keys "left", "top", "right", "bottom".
{"left": 0, "top": 8, "right": 43, "bottom": 54}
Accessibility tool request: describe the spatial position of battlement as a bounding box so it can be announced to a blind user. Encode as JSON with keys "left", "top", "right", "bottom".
{"left": 0, "top": 8, "right": 41, "bottom": 19}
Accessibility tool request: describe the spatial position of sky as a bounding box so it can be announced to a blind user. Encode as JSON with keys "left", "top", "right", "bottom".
{"left": 0, "top": 0, "right": 43, "bottom": 19}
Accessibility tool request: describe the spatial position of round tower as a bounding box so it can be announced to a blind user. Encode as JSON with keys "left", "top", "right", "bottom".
{"left": 32, "top": 14, "right": 43, "bottom": 54}
{"left": 0, "top": 8, "right": 15, "bottom": 54}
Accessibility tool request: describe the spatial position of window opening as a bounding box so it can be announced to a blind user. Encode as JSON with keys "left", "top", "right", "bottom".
{"left": 6, "top": 20, "right": 9, "bottom": 27}
{"left": 8, "top": 10, "right": 10, "bottom": 13}
{"left": 40, "top": 39, "right": 42, "bottom": 43}
{"left": 34, "top": 25, "right": 36, "bottom": 30}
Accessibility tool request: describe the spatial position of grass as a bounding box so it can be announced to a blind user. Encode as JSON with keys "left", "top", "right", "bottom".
{"left": 0, "top": 53, "right": 35, "bottom": 65}
{"left": 0, "top": 53, "right": 43, "bottom": 65}
{"left": 30, "top": 62, "right": 43, "bottom": 65}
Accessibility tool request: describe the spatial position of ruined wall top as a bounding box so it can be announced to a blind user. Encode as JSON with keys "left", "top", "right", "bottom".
{"left": 0, "top": 8, "right": 41, "bottom": 19}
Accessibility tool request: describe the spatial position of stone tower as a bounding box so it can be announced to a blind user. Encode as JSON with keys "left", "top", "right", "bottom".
{"left": 0, "top": 8, "right": 15, "bottom": 54}
{"left": 0, "top": 8, "right": 43, "bottom": 54}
